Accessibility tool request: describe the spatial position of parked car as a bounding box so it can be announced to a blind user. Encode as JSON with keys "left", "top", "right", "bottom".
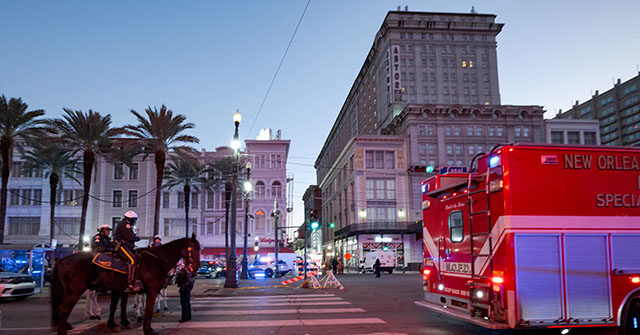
{"left": 196, "top": 261, "right": 225, "bottom": 279}
{"left": 0, "top": 267, "right": 36, "bottom": 301}
{"left": 249, "top": 260, "right": 290, "bottom": 278}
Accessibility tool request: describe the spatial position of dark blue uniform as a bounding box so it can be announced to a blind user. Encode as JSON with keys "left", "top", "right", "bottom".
{"left": 114, "top": 218, "right": 140, "bottom": 251}
{"left": 91, "top": 233, "right": 112, "bottom": 253}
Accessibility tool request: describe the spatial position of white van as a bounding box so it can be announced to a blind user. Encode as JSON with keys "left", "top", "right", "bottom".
{"left": 360, "top": 250, "right": 396, "bottom": 274}
{"left": 266, "top": 253, "right": 299, "bottom": 275}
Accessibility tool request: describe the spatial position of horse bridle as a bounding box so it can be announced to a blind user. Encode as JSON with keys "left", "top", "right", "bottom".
{"left": 141, "top": 245, "right": 196, "bottom": 273}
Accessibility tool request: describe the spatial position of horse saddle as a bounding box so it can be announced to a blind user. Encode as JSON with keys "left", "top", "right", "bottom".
{"left": 92, "top": 252, "right": 128, "bottom": 274}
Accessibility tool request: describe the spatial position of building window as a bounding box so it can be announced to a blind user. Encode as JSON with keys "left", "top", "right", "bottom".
{"left": 551, "top": 131, "right": 564, "bottom": 144}
{"left": 21, "top": 189, "right": 32, "bottom": 206}
{"left": 488, "top": 127, "right": 495, "bottom": 136}
{"left": 129, "top": 163, "right": 139, "bottom": 180}
{"left": 366, "top": 179, "right": 395, "bottom": 200}
{"left": 128, "top": 190, "right": 138, "bottom": 207}
{"left": 8, "top": 217, "right": 40, "bottom": 235}
{"left": 271, "top": 154, "right": 282, "bottom": 169}
{"left": 624, "top": 85, "right": 637, "bottom": 95}
{"left": 255, "top": 181, "right": 265, "bottom": 198}
{"left": 426, "top": 126, "right": 434, "bottom": 135}
{"left": 601, "top": 106, "right": 615, "bottom": 117}
{"left": 515, "top": 127, "right": 521, "bottom": 137}
{"left": 191, "top": 192, "right": 198, "bottom": 209}
{"left": 207, "top": 191, "right": 214, "bottom": 209}
{"left": 428, "top": 144, "right": 435, "bottom": 155}
{"left": 567, "top": 131, "right": 580, "bottom": 144}
{"left": 455, "top": 145, "right": 462, "bottom": 155}
{"left": 523, "top": 127, "right": 530, "bottom": 137}
{"left": 366, "top": 207, "right": 396, "bottom": 222}
{"left": 419, "top": 144, "right": 426, "bottom": 155}
{"left": 177, "top": 192, "right": 185, "bottom": 208}
{"left": 254, "top": 210, "right": 265, "bottom": 234}
{"left": 113, "top": 163, "right": 124, "bottom": 180}
{"left": 54, "top": 217, "right": 81, "bottom": 236}
{"left": 365, "top": 150, "right": 394, "bottom": 169}
{"left": 453, "top": 126, "right": 461, "bottom": 136}
{"left": 272, "top": 181, "right": 282, "bottom": 199}
{"left": 162, "top": 192, "right": 170, "bottom": 208}
{"left": 445, "top": 126, "right": 452, "bottom": 136}
{"left": 468, "top": 146, "right": 474, "bottom": 155}
{"left": 466, "top": 126, "right": 473, "bottom": 136}
{"left": 497, "top": 127, "right": 504, "bottom": 136}
{"left": 449, "top": 211, "right": 464, "bottom": 243}
{"left": 112, "top": 217, "right": 121, "bottom": 229}
{"left": 475, "top": 126, "right": 482, "bottom": 136}
{"left": 584, "top": 132, "right": 597, "bottom": 145}
{"left": 112, "top": 190, "right": 123, "bottom": 208}
{"left": 33, "top": 189, "right": 42, "bottom": 206}
{"left": 446, "top": 145, "right": 453, "bottom": 155}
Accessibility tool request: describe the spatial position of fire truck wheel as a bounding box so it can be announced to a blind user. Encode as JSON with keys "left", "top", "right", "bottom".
{"left": 387, "top": 269, "right": 393, "bottom": 274}
{"left": 265, "top": 269, "right": 274, "bottom": 278}
{"left": 618, "top": 290, "right": 640, "bottom": 335}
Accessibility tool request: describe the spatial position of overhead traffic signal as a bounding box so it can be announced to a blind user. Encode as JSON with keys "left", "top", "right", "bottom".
{"left": 412, "top": 166, "right": 435, "bottom": 173}
{"left": 329, "top": 222, "right": 335, "bottom": 229}
{"left": 310, "top": 210, "right": 319, "bottom": 230}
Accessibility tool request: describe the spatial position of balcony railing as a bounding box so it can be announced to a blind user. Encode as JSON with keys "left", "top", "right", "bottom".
{"left": 334, "top": 221, "right": 421, "bottom": 238}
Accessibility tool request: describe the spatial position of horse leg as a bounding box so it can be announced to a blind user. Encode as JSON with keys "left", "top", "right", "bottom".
{"left": 107, "top": 291, "right": 121, "bottom": 331}
{"left": 136, "top": 293, "right": 144, "bottom": 321}
{"left": 56, "top": 294, "right": 82, "bottom": 335}
{"left": 120, "top": 292, "right": 132, "bottom": 329}
{"left": 143, "top": 290, "right": 158, "bottom": 335}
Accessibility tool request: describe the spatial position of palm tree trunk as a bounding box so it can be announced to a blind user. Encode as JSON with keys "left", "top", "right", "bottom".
{"left": 184, "top": 184, "right": 191, "bottom": 238}
{"left": 0, "top": 137, "right": 12, "bottom": 244}
{"left": 49, "top": 173, "right": 59, "bottom": 246}
{"left": 154, "top": 150, "right": 166, "bottom": 236}
{"left": 78, "top": 151, "right": 94, "bottom": 248}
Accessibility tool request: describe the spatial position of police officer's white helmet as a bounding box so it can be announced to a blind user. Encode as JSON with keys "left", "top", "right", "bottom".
{"left": 154, "top": 235, "right": 161, "bottom": 240}
{"left": 124, "top": 211, "right": 138, "bottom": 219}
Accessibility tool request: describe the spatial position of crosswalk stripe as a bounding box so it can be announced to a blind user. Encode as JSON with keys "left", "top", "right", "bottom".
{"left": 169, "top": 307, "right": 366, "bottom": 315}
{"left": 196, "top": 294, "right": 335, "bottom": 300}
{"left": 192, "top": 301, "right": 352, "bottom": 308}
{"left": 153, "top": 318, "right": 386, "bottom": 328}
{"left": 194, "top": 296, "right": 343, "bottom": 302}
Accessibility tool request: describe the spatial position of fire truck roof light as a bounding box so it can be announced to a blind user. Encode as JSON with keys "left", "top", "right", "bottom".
{"left": 421, "top": 184, "right": 427, "bottom": 193}
{"left": 489, "top": 155, "right": 500, "bottom": 168}
{"left": 509, "top": 148, "right": 514, "bottom": 152}
{"left": 632, "top": 276, "right": 640, "bottom": 284}
{"left": 491, "top": 276, "right": 504, "bottom": 284}
{"left": 423, "top": 269, "right": 431, "bottom": 276}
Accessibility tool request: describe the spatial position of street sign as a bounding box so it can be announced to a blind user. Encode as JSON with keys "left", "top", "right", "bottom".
{"left": 344, "top": 252, "right": 352, "bottom": 261}
{"left": 439, "top": 166, "right": 468, "bottom": 174}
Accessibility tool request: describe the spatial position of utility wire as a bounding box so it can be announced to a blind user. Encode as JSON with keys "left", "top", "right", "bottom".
{"left": 246, "top": 0, "right": 312, "bottom": 138}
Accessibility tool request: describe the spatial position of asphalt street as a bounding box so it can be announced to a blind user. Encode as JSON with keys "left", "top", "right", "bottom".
{"left": 0, "top": 273, "right": 618, "bottom": 335}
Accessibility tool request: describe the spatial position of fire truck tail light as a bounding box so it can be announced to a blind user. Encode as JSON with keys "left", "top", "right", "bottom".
{"left": 489, "top": 179, "right": 503, "bottom": 192}
{"left": 493, "top": 284, "right": 501, "bottom": 292}
{"left": 632, "top": 276, "right": 640, "bottom": 284}
{"left": 489, "top": 155, "right": 501, "bottom": 168}
{"left": 423, "top": 269, "right": 431, "bottom": 276}
{"left": 491, "top": 276, "right": 504, "bottom": 284}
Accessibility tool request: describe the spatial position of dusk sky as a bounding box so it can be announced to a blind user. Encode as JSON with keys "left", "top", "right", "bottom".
{"left": 2, "top": 0, "right": 639, "bottom": 229}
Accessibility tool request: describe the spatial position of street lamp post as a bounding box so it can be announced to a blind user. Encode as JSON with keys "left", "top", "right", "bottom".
{"left": 224, "top": 110, "right": 242, "bottom": 289}
{"left": 240, "top": 163, "right": 252, "bottom": 280}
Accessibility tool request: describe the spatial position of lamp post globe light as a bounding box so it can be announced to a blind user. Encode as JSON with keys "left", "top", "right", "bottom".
{"left": 225, "top": 110, "right": 241, "bottom": 288}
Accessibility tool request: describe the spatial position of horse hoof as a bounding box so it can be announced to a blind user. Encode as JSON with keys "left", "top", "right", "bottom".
{"left": 164, "top": 307, "right": 169, "bottom": 311}
{"left": 110, "top": 326, "right": 122, "bottom": 332}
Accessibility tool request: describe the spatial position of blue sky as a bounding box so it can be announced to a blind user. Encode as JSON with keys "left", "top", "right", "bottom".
{"left": 2, "top": 0, "right": 639, "bottom": 229}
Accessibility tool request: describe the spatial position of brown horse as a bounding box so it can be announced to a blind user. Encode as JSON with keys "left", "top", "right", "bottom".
{"left": 51, "top": 235, "right": 200, "bottom": 335}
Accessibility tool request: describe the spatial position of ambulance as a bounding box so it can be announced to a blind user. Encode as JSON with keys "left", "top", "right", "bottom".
{"left": 415, "top": 144, "right": 640, "bottom": 334}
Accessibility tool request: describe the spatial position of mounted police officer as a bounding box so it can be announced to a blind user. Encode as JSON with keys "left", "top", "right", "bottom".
{"left": 150, "top": 235, "right": 162, "bottom": 248}
{"left": 92, "top": 225, "right": 113, "bottom": 253}
{"left": 114, "top": 210, "right": 142, "bottom": 293}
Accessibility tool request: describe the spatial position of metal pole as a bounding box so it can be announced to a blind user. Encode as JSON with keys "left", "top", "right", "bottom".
{"left": 274, "top": 203, "right": 280, "bottom": 278}
{"left": 241, "top": 166, "right": 251, "bottom": 280}
{"left": 224, "top": 121, "right": 240, "bottom": 289}
{"left": 304, "top": 223, "right": 308, "bottom": 280}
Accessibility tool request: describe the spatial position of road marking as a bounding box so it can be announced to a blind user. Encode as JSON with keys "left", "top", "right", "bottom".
{"left": 0, "top": 327, "right": 52, "bottom": 331}
{"left": 196, "top": 293, "right": 335, "bottom": 300}
{"left": 192, "top": 301, "right": 352, "bottom": 308}
{"left": 169, "top": 307, "right": 366, "bottom": 315}
{"left": 194, "top": 296, "right": 343, "bottom": 302}
{"left": 153, "top": 318, "right": 386, "bottom": 328}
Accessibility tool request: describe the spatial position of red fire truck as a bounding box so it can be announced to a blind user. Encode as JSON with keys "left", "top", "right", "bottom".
{"left": 415, "top": 144, "right": 640, "bottom": 334}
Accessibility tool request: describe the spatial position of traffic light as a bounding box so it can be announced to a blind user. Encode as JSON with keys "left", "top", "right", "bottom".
{"left": 329, "top": 222, "right": 335, "bottom": 229}
{"left": 254, "top": 236, "right": 259, "bottom": 252}
{"left": 382, "top": 245, "right": 389, "bottom": 251}
{"left": 310, "top": 210, "right": 319, "bottom": 230}
{"left": 412, "top": 166, "right": 434, "bottom": 173}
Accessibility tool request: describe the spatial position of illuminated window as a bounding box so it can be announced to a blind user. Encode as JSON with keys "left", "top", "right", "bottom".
{"left": 462, "top": 60, "right": 467, "bottom": 68}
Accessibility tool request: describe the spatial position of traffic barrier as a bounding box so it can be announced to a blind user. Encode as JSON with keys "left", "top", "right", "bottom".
{"left": 322, "top": 272, "right": 345, "bottom": 291}
{"left": 281, "top": 271, "right": 317, "bottom": 286}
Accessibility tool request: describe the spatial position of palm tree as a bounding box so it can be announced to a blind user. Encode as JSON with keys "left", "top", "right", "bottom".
{"left": 163, "top": 153, "right": 208, "bottom": 237}
{"left": 0, "top": 96, "right": 45, "bottom": 244}
{"left": 20, "top": 141, "right": 78, "bottom": 245}
{"left": 49, "top": 109, "right": 120, "bottom": 247}
{"left": 123, "top": 105, "right": 198, "bottom": 236}
{"left": 206, "top": 156, "right": 239, "bottom": 260}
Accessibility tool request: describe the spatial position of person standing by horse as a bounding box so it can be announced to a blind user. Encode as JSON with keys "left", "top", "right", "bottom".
{"left": 176, "top": 265, "right": 195, "bottom": 323}
{"left": 114, "top": 210, "right": 142, "bottom": 293}
{"left": 150, "top": 235, "right": 162, "bottom": 248}
{"left": 85, "top": 224, "right": 113, "bottom": 320}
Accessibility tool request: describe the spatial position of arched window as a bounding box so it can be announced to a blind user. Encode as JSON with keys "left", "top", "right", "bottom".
{"left": 255, "top": 181, "right": 265, "bottom": 198}
{"left": 254, "top": 210, "right": 265, "bottom": 233}
{"left": 272, "top": 181, "right": 282, "bottom": 199}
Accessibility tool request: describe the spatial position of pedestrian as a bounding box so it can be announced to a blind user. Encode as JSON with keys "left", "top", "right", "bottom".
{"left": 176, "top": 266, "right": 195, "bottom": 323}
{"left": 150, "top": 235, "right": 162, "bottom": 248}
{"left": 337, "top": 258, "right": 344, "bottom": 275}
{"left": 332, "top": 257, "right": 338, "bottom": 275}
{"left": 374, "top": 258, "right": 381, "bottom": 278}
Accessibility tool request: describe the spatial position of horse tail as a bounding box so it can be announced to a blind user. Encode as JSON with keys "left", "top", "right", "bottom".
{"left": 50, "top": 262, "right": 64, "bottom": 327}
